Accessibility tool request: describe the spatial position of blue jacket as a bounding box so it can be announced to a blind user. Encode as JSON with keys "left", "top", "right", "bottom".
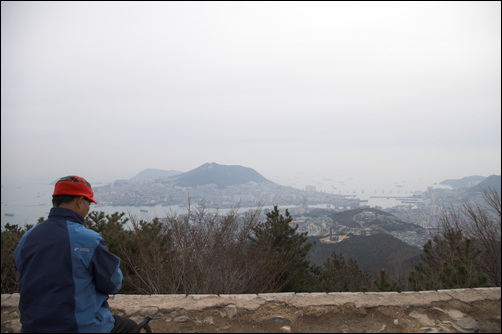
{"left": 14, "top": 207, "right": 123, "bottom": 333}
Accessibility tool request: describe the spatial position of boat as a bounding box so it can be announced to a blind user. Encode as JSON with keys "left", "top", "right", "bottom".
{"left": 4, "top": 213, "right": 14, "bottom": 217}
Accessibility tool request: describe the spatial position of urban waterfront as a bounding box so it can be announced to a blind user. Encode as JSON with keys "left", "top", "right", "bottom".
{"left": 1, "top": 178, "right": 440, "bottom": 228}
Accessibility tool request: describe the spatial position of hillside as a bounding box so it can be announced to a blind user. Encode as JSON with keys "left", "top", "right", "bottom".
{"left": 167, "top": 162, "right": 274, "bottom": 187}
{"left": 302, "top": 208, "right": 424, "bottom": 279}
{"left": 439, "top": 175, "right": 486, "bottom": 189}
{"left": 468, "top": 175, "right": 501, "bottom": 194}
{"left": 132, "top": 168, "right": 182, "bottom": 180}
{"left": 328, "top": 207, "right": 393, "bottom": 228}
{"left": 307, "top": 233, "right": 422, "bottom": 279}
{"left": 329, "top": 207, "right": 424, "bottom": 232}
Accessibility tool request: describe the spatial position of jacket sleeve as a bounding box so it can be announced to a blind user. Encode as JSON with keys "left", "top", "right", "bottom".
{"left": 89, "top": 239, "right": 123, "bottom": 295}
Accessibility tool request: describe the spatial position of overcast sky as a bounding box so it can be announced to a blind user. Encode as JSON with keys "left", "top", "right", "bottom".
{"left": 1, "top": 1, "right": 501, "bottom": 190}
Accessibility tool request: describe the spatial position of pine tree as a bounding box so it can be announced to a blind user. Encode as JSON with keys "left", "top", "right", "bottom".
{"left": 408, "top": 227, "right": 488, "bottom": 290}
{"left": 318, "top": 252, "right": 374, "bottom": 292}
{"left": 375, "top": 269, "right": 399, "bottom": 292}
{"left": 248, "top": 206, "right": 315, "bottom": 292}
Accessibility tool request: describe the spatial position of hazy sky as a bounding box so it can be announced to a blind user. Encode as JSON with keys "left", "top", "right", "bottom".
{"left": 1, "top": 1, "right": 501, "bottom": 189}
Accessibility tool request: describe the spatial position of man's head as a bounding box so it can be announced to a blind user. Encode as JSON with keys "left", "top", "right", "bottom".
{"left": 52, "top": 176, "right": 97, "bottom": 218}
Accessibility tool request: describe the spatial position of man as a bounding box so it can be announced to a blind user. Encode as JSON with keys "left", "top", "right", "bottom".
{"left": 14, "top": 175, "right": 139, "bottom": 333}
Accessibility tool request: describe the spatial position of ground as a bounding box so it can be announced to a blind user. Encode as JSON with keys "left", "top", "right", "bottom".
{"left": 144, "top": 299, "right": 501, "bottom": 333}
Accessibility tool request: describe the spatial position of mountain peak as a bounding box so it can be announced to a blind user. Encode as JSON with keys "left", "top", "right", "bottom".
{"left": 202, "top": 162, "right": 219, "bottom": 168}
{"left": 172, "top": 163, "right": 273, "bottom": 187}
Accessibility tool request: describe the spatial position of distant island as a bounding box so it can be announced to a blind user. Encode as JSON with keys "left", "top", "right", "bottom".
{"left": 93, "top": 162, "right": 363, "bottom": 208}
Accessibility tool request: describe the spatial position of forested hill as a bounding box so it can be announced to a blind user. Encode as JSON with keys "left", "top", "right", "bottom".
{"left": 304, "top": 207, "right": 424, "bottom": 279}
{"left": 439, "top": 175, "right": 486, "bottom": 189}
{"left": 468, "top": 175, "right": 501, "bottom": 194}
{"left": 329, "top": 207, "right": 424, "bottom": 231}
{"left": 307, "top": 233, "right": 422, "bottom": 278}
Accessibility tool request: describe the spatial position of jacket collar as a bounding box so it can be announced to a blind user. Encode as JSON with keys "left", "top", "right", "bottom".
{"left": 48, "top": 207, "right": 85, "bottom": 225}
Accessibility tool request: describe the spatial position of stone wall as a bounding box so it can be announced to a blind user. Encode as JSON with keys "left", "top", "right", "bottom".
{"left": 2, "top": 288, "right": 500, "bottom": 333}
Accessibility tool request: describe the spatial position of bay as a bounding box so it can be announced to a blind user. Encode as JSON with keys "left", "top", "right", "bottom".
{"left": 2, "top": 179, "right": 431, "bottom": 228}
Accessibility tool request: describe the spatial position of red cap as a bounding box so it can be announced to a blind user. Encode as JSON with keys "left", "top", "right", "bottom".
{"left": 52, "top": 176, "right": 97, "bottom": 204}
